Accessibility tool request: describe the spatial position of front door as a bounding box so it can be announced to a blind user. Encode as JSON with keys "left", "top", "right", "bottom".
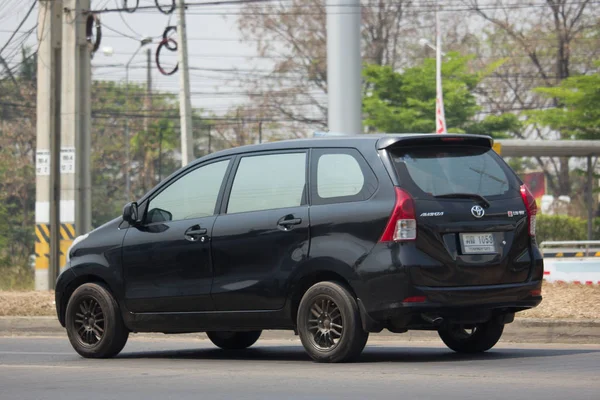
{"left": 211, "top": 151, "right": 310, "bottom": 311}
{"left": 122, "top": 159, "right": 231, "bottom": 313}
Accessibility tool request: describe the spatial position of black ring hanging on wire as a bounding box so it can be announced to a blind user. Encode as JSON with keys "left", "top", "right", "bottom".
{"left": 156, "top": 38, "right": 179, "bottom": 76}
{"left": 122, "top": 0, "right": 139, "bottom": 13}
{"left": 86, "top": 13, "right": 102, "bottom": 56}
{"left": 162, "top": 26, "right": 177, "bottom": 51}
{"left": 155, "top": 0, "right": 176, "bottom": 14}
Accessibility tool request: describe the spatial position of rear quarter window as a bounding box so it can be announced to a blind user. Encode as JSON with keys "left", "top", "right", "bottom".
{"left": 311, "top": 148, "right": 377, "bottom": 205}
{"left": 389, "top": 145, "right": 520, "bottom": 199}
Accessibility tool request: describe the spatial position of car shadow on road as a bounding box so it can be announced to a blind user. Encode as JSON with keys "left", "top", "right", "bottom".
{"left": 115, "top": 344, "right": 600, "bottom": 364}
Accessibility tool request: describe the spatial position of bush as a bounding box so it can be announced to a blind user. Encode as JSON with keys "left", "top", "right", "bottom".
{"left": 536, "top": 214, "right": 587, "bottom": 244}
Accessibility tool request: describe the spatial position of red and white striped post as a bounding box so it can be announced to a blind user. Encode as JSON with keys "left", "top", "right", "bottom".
{"left": 435, "top": 8, "right": 447, "bottom": 134}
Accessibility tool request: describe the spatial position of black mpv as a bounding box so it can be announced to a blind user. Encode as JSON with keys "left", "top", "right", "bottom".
{"left": 55, "top": 134, "right": 543, "bottom": 362}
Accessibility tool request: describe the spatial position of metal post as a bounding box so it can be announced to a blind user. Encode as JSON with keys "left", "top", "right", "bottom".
{"left": 177, "top": 0, "right": 194, "bottom": 165}
{"left": 258, "top": 121, "right": 263, "bottom": 144}
{"left": 145, "top": 48, "right": 152, "bottom": 135}
{"left": 588, "top": 156, "right": 593, "bottom": 241}
{"left": 35, "top": 0, "right": 62, "bottom": 290}
{"left": 207, "top": 125, "right": 212, "bottom": 154}
{"left": 326, "top": 0, "right": 362, "bottom": 134}
{"left": 123, "top": 41, "right": 151, "bottom": 200}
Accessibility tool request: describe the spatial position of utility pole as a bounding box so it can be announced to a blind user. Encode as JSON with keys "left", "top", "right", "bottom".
{"left": 62, "top": 0, "right": 92, "bottom": 247}
{"left": 177, "top": 0, "right": 194, "bottom": 165}
{"left": 327, "top": 0, "right": 362, "bottom": 135}
{"left": 35, "top": 0, "right": 62, "bottom": 290}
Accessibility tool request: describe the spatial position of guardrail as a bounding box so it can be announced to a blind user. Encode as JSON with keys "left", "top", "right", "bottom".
{"left": 539, "top": 240, "right": 600, "bottom": 258}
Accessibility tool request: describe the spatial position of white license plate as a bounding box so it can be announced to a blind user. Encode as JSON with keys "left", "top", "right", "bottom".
{"left": 460, "top": 233, "right": 496, "bottom": 254}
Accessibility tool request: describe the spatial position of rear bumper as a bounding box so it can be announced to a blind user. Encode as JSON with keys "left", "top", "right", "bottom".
{"left": 360, "top": 280, "right": 542, "bottom": 331}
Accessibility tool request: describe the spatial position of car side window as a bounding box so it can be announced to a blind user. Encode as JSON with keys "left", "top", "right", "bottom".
{"left": 146, "top": 160, "right": 230, "bottom": 223}
{"left": 311, "top": 148, "right": 377, "bottom": 205}
{"left": 227, "top": 152, "right": 307, "bottom": 214}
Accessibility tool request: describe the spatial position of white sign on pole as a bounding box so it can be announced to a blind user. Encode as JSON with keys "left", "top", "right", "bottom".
{"left": 60, "top": 148, "right": 75, "bottom": 174}
{"left": 36, "top": 150, "right": 51, "bottom": 176}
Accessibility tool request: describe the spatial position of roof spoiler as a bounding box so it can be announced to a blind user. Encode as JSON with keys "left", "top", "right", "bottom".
{"left": 376, "top": 134, "right": 493, "bottom": 150}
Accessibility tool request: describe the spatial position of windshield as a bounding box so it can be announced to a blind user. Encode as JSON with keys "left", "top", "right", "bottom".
{"left": 389, "top": 145, "right": 520, "bottom": 199}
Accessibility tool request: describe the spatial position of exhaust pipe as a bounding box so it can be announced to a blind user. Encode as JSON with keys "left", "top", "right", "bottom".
{"left": 421, "top": 314, "right": 444, "bottom": 326}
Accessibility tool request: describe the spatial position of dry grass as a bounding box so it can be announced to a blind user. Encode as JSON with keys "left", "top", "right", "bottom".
{"left": 0, "top": 291, "right": 55, "bottom": 316}
{"left": 0, "top": 282, "right": 598, "bottom": 319}
{"left": 520, "top": 281, "right": 600, "bottom": 320}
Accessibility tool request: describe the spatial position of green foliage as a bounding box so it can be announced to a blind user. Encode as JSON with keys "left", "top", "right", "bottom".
{"left": 19, "top": 46, "right": 36, "bottom": 82}
{"left": 527, "top": 63, "right": 600, "bottom": 139}
{"left": 362, "top": 53, "right": 516, "bottom": 137}
{"left": 536, "top": 215, "right": 587, "bottom": 244}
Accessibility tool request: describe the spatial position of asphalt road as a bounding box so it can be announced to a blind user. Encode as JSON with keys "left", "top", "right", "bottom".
{"left": 0, "top": 335, "right": 599, "bottom": 400}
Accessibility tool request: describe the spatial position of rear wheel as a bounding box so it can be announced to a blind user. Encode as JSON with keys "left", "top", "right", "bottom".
{"left": 65, "top": 283, "right": 129, "bottom": 358}
{"left": 206, "top": 331, "right": 262, "bottom": 350}
{"left": 438, "top": 319, "right": 504, "bottom": 353}
{"left": 297, "top": 281, "right": 369, "bottom": 363}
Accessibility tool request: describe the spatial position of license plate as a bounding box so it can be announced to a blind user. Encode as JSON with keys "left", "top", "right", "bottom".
{"left": 460, "top": 233, "right": 496, "bottom": 254}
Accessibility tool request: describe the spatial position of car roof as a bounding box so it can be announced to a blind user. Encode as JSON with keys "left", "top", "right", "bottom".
{"left": 191, "top": 133, "right": 493, "bottom": 166}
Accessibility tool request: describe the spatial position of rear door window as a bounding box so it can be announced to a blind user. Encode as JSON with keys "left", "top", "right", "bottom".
{"left": 389, "top": 146, "right": 520, "bottom": 199}
{"left": 226, "top": 152, "right": 307, "bottom": 214}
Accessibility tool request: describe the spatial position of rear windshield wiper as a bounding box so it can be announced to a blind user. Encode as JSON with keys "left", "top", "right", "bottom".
{"left": 434, "top": 193, "right": 491, "bottom": 208}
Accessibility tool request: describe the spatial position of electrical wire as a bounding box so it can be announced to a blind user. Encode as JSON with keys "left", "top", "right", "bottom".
{"left": 0, "top": 0, "right": 36, "bottom": 56}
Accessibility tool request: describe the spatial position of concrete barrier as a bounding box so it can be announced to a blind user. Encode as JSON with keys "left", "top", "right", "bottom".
{"left": 544, "top": 258, "right": 600, "bottom": 285}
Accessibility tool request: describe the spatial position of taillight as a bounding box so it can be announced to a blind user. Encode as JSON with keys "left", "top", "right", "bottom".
{"left": 520, "top": 184, "right": 537, "bottom": 237}
{"left": 380, "top": 187, "right": 417, "bottom": 242}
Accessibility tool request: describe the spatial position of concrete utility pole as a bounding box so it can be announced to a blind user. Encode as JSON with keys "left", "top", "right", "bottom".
{"left": 35, "top": 0, "right": 62, "bottom": 290}
{"left": 62, "top": 0, "right": 92, "bottom": 249}
{"left": 177, "top": 0, "right": 194, "bottom": 165}
{"left": 326, "top": 0, "right": 362, "bottom": 135}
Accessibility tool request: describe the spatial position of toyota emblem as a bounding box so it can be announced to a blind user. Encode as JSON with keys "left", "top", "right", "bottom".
{"left": 471, "top": 205, "right": 485, "bottom": 218}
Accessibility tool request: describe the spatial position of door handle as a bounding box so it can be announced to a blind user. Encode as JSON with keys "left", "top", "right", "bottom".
{"left": 277, "top": 217, "right": 302, "bottom": 230}
{"left": 184, "top": 225, "right": 208, "bottom": 241}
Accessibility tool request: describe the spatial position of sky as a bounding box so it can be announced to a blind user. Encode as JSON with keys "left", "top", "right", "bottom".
{"left": 0, "top": 0, "right": 268, "bottom": 114}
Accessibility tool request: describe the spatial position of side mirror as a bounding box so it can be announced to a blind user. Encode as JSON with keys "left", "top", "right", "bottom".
{"left": 123, "top": 202, "right": 139, "bottom": 225}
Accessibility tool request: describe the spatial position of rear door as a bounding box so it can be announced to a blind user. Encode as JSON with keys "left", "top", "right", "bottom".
{"left": 388, "top": 143, "right": 531, "bottom": 287}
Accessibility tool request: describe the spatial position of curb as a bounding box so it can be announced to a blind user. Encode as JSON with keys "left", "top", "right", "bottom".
{"left": 1, "top": 316, "right": 599, "bottom": 344}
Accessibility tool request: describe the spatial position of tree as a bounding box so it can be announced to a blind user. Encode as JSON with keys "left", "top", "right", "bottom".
{"left": 363, "top": 53, "right": 519, "bottom": 137}
{"left": 528, "top": 65, "right": 600, "bottom": 140}
{"left": 465, "top": 0, "right": 600, "bottom": 195}
{"left": 237, "top": 0, "right": 421, "bottom": 131}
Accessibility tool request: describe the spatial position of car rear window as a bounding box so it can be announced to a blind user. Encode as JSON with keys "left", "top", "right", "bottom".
{"left": 388, "top": 145, "right": 520, "bottom": 199}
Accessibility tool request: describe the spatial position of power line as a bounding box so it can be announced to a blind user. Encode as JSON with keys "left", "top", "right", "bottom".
{"left": 0, "top": 0, "right": 36, "bottom": 57}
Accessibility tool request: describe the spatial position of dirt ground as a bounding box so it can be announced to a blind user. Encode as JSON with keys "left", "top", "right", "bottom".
{"left": 0, "top": 282, "right": 598, "bottom": 319}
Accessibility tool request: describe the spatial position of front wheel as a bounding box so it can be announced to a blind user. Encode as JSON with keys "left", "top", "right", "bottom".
{"left": 297, "top": 281, "right": 369, "bottom": 363}
{"left": 438, "top": 319, "right": 504, "bottom": 353}
{"left": 206, "top": 331, "right": 262, "bottom": 350}
{"left": 65, "top": 283, "right": 129, "bottom": 358}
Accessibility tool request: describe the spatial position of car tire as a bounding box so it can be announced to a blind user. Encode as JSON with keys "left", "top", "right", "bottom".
{"left": 297, "top": 281, "right": 369, "bottom": 363}
{"left": 206, "top": 331, "right": 262, "bottom": 350}
{"left": 438, "top": 319, "right": 504, "bottom": 353}
{"left": 65, "top": 282, "right": 129, "bottom": 358}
